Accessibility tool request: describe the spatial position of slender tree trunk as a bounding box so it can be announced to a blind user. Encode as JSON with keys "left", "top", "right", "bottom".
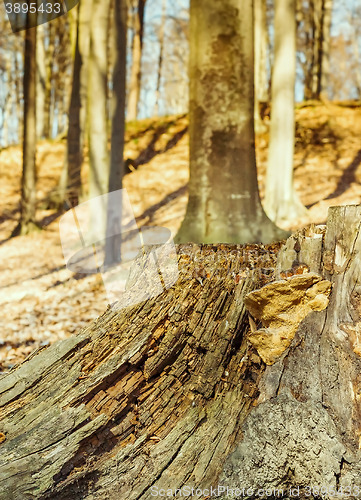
{"left": 303, "top": 0, "right": 333, "bottom": 100}
{"left": 2, "top": 55, "right": 12, "bottom": 146}
{"left": 254, "top": 0, "right": 268, "bottom": 133}
{"left": 13, "top": 24, "right": 38, "bottom": 235}
{"left": 43, "top": 24, "right": 55, "bottom": 139}
{"left": 3, "top": 207, "right": 361, "bottom": 497}
{"left": 311, "top": 0, "right": 323, "bottom": 97}
{"left": 88, "top": 0, "right": 112, "bottom": 236}
{"left": 14, "top": 43, "right": 23, "bottom": 144}
{"left": 176, "top": 0, "right": 288, "bottom": 244}
{"left": 320, "top": 0, "right": 333, "bottom": 100}
{"left": 54, "top": 0, "right": 92, "bottom": 209}
{"left": 264, "top": 0, "right": 307, "bottom": 224}
{"left": 36, "top": 25, "right": 46, "bottom": 140}
{"left": 126, "top": 0, "right": 146, "bottom": 121}
{"left": 65, "top": 0, "right": 92, "bottom": 207}
{"left": 154, "top": 0, "right": 166, "bottom": 117}
{"left": 104, "top": 0, "right": 128, "bottom": 266}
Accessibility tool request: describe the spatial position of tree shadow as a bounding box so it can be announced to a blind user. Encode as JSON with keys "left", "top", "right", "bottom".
{"left": 125, "top": 123, "right": 188, "bottom": 173}
{"left": 324, "top": 149, "right": 361, "bottom": 201}
{"left": 135, "top": 184, "right": 187, "bottom": 226}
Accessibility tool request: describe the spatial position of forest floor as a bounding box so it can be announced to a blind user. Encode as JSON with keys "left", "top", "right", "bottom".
{"left": 1, "top": 101, "right": 361, "bottom": 371}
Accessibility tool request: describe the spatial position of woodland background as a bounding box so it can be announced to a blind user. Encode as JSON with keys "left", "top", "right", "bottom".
{"left": 1, "top": 0, "right": 361, "bottom": 371}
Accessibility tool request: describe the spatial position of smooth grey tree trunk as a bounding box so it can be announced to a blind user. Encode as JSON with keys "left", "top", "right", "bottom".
{"left": 264, "top": 0, "right": 307, "bottom": 224}
{"left": 176, "top": 0, "right": 288, "bottom": 244}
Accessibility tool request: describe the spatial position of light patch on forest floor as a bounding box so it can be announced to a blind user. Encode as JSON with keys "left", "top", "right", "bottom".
{"left": 1, "top": 104, "right": 361, "bottom": 370}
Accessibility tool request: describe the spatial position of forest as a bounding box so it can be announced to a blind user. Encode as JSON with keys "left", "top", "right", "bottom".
{"left": 1, "top": 0, "right": 361, "bottom": 498}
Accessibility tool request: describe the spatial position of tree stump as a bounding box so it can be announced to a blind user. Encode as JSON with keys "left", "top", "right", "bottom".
{"left": 1, "top": 206, "right": 361, "bottom": 499}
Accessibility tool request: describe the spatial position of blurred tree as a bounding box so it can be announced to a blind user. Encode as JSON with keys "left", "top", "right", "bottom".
{"left": 13, "top": 22, "right": 38, "bottom": 235}
{"left": 297, "top": 0, "right": 333, "bottom": 100}
{"left": 176, "top": 0, "right": 288, "bottom": 244}
{"left": 154, "top": 0, "right": 167, "bottom": 116}
{"left": 55, "top": 0, "right": 93, "bottom": 208}
{"left": 254, "top": 0, "right": 268, "bottom": 133}
{"left": 88, "top": 0, "right": 111, "bottom": 234}
{"left": 43, "top": 22, "right": 55, "bottom": 138}
{"left": 36, "top": 25, "right": 46, "bottom": 139}
{"left": 264, "top": 0, "right": 307, "bottom": 224}
{"left": 105, "top": 0, "right": 128, "bottom": 266}
{"left": 127, "top": 0, "right": 146, "bottom": 120}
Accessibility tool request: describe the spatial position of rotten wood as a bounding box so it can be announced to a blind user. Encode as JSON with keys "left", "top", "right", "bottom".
{"left": 3, "top": 205, "right": 361, "bottom": 499}
{"left": 0, "top": 243, "right": 280, "bottom": 499}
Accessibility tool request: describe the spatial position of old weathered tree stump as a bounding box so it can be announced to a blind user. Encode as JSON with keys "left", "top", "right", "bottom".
{"left": 1, "top": 205, "right": 361, "bottom": 499}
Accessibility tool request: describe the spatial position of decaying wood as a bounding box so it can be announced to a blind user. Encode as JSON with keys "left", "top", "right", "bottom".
{"left": 0, "top": 243, "right": 281, "bottom": 499}
{"left": 3, "top": 205, "right": 361, "bottom": 499}
{"left": 219, "top": 206, "right": 361, "bottom": 497}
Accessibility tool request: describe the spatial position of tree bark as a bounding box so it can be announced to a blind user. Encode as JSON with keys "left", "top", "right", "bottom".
{"left": 3, "top": 206, "right": 361, "bottom": 497}
{"left": 0, "top": 241, "right": 281, "bottom": 498}
{"left": 176, "top": 0, "right": 288, "bottom": 245}
{"left": 3, "top": 206, "right": 361, "bottom": 496}
{"left": 264, "top": 0, "right": 307, "bottom": 224}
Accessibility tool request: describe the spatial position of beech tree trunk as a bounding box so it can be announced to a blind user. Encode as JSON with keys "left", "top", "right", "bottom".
{"left": 264, "top": 0, "right": 307, "bottom": 224}
{"left": 2, "top": 206, "right": 361, "bottom": 498}
{"left": 176, "top": 0, "right": 288, "bottom": 244}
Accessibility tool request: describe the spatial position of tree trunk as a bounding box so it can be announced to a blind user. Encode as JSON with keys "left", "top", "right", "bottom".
{"left": 104, "top": 0, "right": 127, "bottom": 266}
{"left": 3, "top": 206, "right": 361, "bottom": 497}
{"left": 0, "top": 241, "right": 281, "bottom": 498}
{"left": 154, "top": 0, "right": 166, "bottom": 117}
{"left": 320, "top": 0, "right": 333, "bottom": 100}
{"left": 63, "top": 0, "right": 92, "bottom": 208}
{"left": 176, "top": 0, "right": 288, "bottom": 244}
{"left": 88, "top": 0, "right": 112, "bottom": 234}
{"left": 126, "top": 0, "right": 146, "bottom": 121}
{"left": 43, "top": 23, "right": 55, "bottom": 139}
{"left": 52, "top": 0, "right": 92, "bottom": 209}
{"left": 264, "top": 0, "right": 307, "bottom": 224}
{"left": 36, "top": 25, "right": 46, "bottom": 140}
{"left": 13, "top": 23, "right": 38, "bottom": 235}
{"left": 302, "top": 0, "right": 333, "bottom": 101}
{"left": 254, "top": 0, "right": 268, "bottom": 134}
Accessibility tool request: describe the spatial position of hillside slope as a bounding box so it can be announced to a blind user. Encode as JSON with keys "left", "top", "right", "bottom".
{"left": 1, "top": 103, "right": 361, "bottom": 369}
